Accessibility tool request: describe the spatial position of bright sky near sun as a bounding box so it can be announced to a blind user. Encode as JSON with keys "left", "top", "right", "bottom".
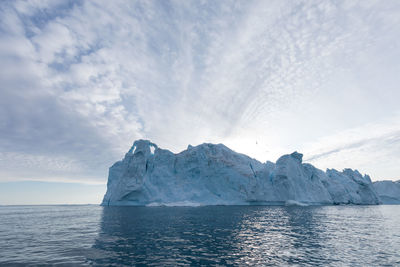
{"left": 1, "top": 0, "right": 400, "bottom": 203}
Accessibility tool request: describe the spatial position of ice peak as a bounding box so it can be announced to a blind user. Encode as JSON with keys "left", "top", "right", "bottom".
{"left": 183, "top": 142, "right": 231, "bottom": 154}
{"left": 290, "top": 151, "right": 303, "bottom": 163}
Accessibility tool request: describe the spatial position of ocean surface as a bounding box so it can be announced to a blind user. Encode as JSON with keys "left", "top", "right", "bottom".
{"left": 0, "top": 205, "right": 399, "bottom": 266}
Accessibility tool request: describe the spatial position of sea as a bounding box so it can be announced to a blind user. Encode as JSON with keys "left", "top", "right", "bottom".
{"left": 0, "top": 205, "right": 399, "bottom": 266}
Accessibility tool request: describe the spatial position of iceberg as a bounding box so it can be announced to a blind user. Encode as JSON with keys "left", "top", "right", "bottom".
{"left": 102, "top": 140, "right": 382, "bottom": 206}
{"left": 373, "top": 180, "right": 400, "bottom": 204}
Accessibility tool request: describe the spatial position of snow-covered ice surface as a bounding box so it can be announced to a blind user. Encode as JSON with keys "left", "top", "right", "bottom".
{"left": 373, "top": 180, "right": 400, "bottom": 204}
{"left": 102, "top": 140, "right": 383, "bottom": 206}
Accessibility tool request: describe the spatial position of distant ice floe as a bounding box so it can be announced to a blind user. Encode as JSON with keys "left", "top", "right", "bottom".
{"left": 101, "top": 139, "right": 397, "bottom": 206}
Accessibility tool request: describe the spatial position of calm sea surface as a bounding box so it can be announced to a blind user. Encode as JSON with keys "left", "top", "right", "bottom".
{"left": 0, "top": 205, "right": 399, "bottom": 266}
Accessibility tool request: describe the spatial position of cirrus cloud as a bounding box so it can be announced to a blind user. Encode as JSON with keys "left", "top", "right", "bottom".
{"left": 0, "top": 0, "right": 400, "bottom": 183}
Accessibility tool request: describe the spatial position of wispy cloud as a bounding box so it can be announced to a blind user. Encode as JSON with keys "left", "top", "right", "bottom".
{"left": 302, "top": 113, "right": 400, "bottom": 180}
{"left": 0, "top": 0, "right": 399, "bottom": 182}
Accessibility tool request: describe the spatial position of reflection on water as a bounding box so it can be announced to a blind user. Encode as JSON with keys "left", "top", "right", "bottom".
{"left": 88, "top": 206, "right": 400, "bottom": 266}
{"left": 0, "top": 205, "right": 399, "bottom": 266}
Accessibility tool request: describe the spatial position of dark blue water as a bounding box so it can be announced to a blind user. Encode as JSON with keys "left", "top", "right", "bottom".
{"left": 0, "top": 205, "right": 399, "bottom": 266}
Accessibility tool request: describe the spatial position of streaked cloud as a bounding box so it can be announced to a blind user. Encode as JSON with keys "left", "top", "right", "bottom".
{"left": 302, "top": 113, "right": 400, "bottom": 180}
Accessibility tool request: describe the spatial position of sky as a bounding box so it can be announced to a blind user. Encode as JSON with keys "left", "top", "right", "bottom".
{"left": 0, "top": 0, "right": 400, "bottom": 204}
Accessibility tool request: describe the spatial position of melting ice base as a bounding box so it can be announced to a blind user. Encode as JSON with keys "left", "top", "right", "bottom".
{"left": 102, "top": 140, "right": 399, "bottom": 206}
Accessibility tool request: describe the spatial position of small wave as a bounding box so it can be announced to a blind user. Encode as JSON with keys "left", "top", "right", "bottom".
{"left": 285, "top": 200, "right": 309, "bottom": 207}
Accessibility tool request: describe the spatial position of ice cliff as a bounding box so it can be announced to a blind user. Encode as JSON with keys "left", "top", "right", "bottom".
{"left": 373, "top": 180, "right": 400, "bottom": 204}
{"left": 102, "top": 140, "right": 385, "bottom": 206}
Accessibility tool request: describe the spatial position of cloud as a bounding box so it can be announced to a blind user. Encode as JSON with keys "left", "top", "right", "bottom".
{"left": 302, "top": 114, "right": 400, "bottom": 180}
{"left": 0, "top": 0, "right": 400, "bottom": 182}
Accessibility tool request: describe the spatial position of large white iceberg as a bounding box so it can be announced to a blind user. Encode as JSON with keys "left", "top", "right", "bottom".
{"left": 373, "top": 180, "right": 400, "bottom": 204}
{"left": 102, "top": 140, "right": 383, "bottom": 206}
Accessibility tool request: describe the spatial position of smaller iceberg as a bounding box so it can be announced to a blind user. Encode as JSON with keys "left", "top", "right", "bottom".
{"left": 373, "top": 180, "right": 400, "bottom": 204}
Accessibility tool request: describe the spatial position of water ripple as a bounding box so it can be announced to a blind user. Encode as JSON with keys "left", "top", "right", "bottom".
{"left": 0, "top": 205, "right": 399, "bottom": 266}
